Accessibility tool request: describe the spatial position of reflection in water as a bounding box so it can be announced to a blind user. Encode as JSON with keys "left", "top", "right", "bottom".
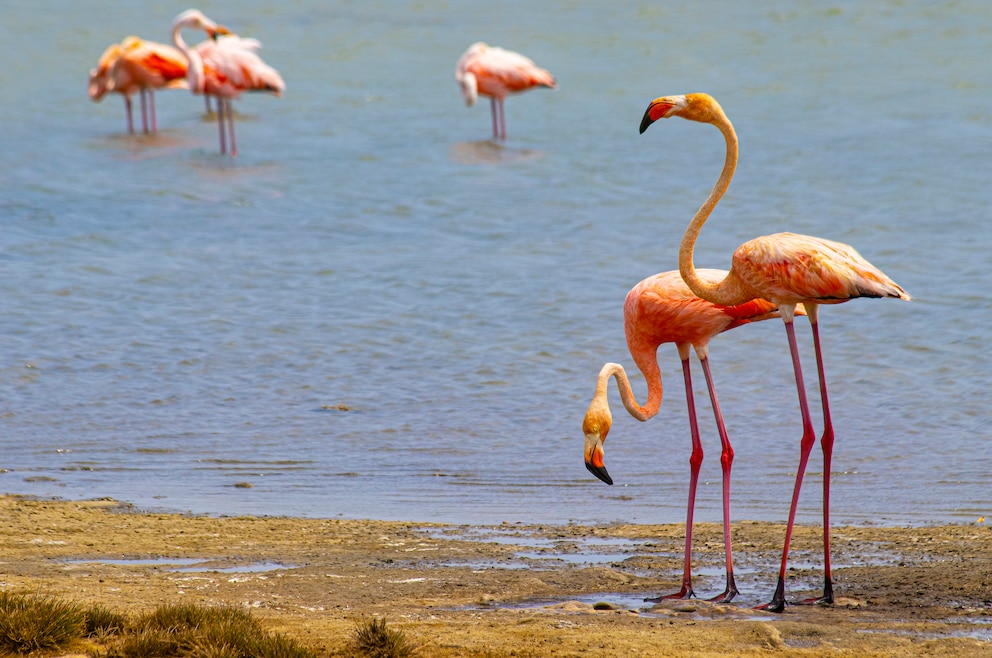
{"left": 450, "top": 140, "right": 544, "bottom": 166}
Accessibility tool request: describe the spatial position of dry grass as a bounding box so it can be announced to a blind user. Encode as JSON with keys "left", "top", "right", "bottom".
{"left": 0, "top": 592, "right": 319, "bottom": 657}
{"left": 348, "top": 617, "right": 420, "bottom": 658}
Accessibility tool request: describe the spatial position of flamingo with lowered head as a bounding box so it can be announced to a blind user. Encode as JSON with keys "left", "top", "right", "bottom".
{"left": 639, "top": 92, "right": 910, "bottom": 612}
{"left": 88, "top": 37, "right": 188, "bottom": 134}
{"left": 171, "top": 9, "right": 285, "bottom": 156}
{"left": 584, "top": 269, "right": 794, "bottom": 603}
{"left": 455, "top": 42, "right": 556, "bottom": 140}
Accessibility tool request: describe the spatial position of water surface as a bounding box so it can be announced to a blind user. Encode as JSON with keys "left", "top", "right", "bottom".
{"left": 1, "top": 1, "right": 989, "bottom": 527}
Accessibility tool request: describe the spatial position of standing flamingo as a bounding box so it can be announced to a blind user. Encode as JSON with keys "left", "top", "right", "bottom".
{"left": 639, "top": 92, "right": 910, "bottom": 612}
{"left": 171, "top": 9, "right": 285, "bottom": 156}
{"left": 584, "top": 269, "right": 792, "bottom": 603}
{"left": 455, "top": 42, "right": 556, "bottom": 140}
{"left": 88, "top": 37, "right": 188, "bottom": 134}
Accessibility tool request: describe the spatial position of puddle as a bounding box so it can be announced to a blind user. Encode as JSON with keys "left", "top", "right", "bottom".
{"left": 64, "top": 557, "right": 292, "bottom": 573}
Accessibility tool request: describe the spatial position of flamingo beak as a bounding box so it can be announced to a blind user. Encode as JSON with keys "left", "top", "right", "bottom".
{"left": 584, "top": 440, "right": 613, "bottom": 486}
{"left": 209, "top": 26, "right": 232, "bottom": 41}
{"left": 639, "top": 98, "right": 677, "bottom": 134}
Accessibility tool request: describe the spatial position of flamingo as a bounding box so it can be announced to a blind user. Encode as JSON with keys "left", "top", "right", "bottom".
{"left": 88, "top": 37, "right": 188, "bottom": 134}
{"left": 455, "top": 42, "right": 556, "bottom": 140}
{"left": 583, "top": 269, "right": 793, "bottom": 603}
{"left": 193, "top": 35, "right": 262, "bottom": 117}
{"left": 171, "top": 9, "right": 285, "bottom": 156}
{"left": 639, "top": 92, "right": 911, "bottom": 612}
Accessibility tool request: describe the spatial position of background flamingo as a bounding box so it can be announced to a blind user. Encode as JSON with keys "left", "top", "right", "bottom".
{"left": 171, "top": 9, "right": 285, "bottom": 156}
{"left": 583, "top": 269, "right": 792, "bottom": 603}
{"left": 640, "top": 92, "right": 911, "bottom": 612}
{"left": 88, "top": 36, "right": 188, "bottom": 134}
{"left": 455, "top": 42, "right": 556, "bottom": 140}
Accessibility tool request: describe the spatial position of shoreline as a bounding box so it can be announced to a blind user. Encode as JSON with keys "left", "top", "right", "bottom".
{"left": 1, "top": 495, "right": 989, "bottom": 656}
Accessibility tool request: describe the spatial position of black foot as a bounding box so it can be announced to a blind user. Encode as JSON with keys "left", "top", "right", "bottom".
{"left": 755, "top": 577, "right": 787, "bottom": 613}
{"left": 645, "top": 586, "right": 694, "bottom": 603}
{"left": 796, "top": 577, "right": 834, "bottom": 606}
{"left": 708, "top": 578, "right": 739, "bottom": 604}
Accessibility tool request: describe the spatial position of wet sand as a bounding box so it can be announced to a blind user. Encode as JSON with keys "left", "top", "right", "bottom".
{"left": 1, "top": 495, "right": 989, "bottom": 656}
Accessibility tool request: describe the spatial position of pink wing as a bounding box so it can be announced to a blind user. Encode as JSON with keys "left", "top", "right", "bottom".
{"left": 734, "top": 232, "right": 911, "bottom": 304}
{"left": 200, "top": 36, "right": 285, "bottom": 98}
{"left": 456, "top": 42, "right": 555, "bottom": 101}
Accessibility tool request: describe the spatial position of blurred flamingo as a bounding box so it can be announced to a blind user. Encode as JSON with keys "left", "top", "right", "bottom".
{"left": 583, "top": 269, "right": 793, "bottom": 603}
{"left": 640, "top": 92, "right": 910, "bottom": 612}
{"left": 171, "top": 9, "right": 285, "bottom": 156}
{"left": 455, "top": 42, "right": 556, "bottom": 140}
{"left": 88, "top": 37, "right": 188, "bottom": 134}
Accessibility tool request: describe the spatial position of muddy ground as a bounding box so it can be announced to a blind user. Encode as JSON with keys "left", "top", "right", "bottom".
{"left": 0, "top": 495, "right": 989, "bottom": 656}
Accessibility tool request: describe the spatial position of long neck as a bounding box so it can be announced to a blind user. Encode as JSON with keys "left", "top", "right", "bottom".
{"left": 171, "top": 24, "right": 204, "bottom": 94}
{"left": 677, "top": 109, "right": 753, "bottom": 306}
{"left": 599, "top": 360, "right": 662, "bottom": 423}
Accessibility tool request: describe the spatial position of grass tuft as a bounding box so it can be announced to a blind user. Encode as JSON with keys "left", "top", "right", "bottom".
{"left": 0, "top": 592, "right": 321, "bottom": 657}
{"left": 349, "top": 617, "right": 419, "bottom": 658}
{"left": 0, "top": 590, "right": 86, "bottom": 653}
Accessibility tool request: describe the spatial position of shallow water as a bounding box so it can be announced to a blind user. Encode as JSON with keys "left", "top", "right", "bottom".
{"left": 1, "top": 2, "right": 990, "bottom": 527}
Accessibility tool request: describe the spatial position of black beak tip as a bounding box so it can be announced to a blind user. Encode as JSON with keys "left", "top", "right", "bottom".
{"left": 585, "top": 461, "right": 614, "bottom": 486}
{"left": 639, "top": 112, "right": 654, "bottom": 134}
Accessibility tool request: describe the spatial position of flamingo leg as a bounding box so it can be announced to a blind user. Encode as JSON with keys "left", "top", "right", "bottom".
{"left": 139, "top": 89, "right": 150, "bottom": 134}
{"left": 796, "top": 304, "right": 835, "bottom": 606}
{"left": 124, "top": 96, "right": 135, "bottom": 134}
{"left": 149, "top": 90, "right": 157, "bottom": 133}
{"left": 226, "top": 99, "right": 238, "bottom": 157}
{"left": 699, "top": 354, "right": 738, "bottom": 603}
{"left": 216, "top": 97, "right": 227, "bottom": 155}
{"left": 757, "top": 306, "right": 816, "bottom": 613}
{"left": 646, "top": 355, "right": 700, "bottom": 602}
{"left": 497, "top": 97, "right": 507, "bottom": 140}
{"left": 489, "top": 97, "right": 499, "bottom": 140}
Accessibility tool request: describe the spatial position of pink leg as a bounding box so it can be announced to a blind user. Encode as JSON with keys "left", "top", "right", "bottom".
{"left": 646, "top": 356, "right": 700, "bottom": 602}
{"left": 124, "top": 96, "right": 134, "bottom": 134}
{"left": 139, "top": 89, "right": 150, "bottom": 134}
{"left": 149, "top": 90, "right": 157, "bottom": 133}
{"left": 226, "top": 99, "right": 238, "bottom": 157}
{"left": 796, "top": 305, "right": 835, "bottom": 606}
{"left": 699, "top": 355, "right": 738, "bottom": 603}
{"left": 489, "top": 97, "right": 499, "bottom": 139}
{"left": 757, "top": 310, "right": 817, "bottom": 613}
{"left": 497, "top": 97, "right": 507, "bottom": 140}
{"left": 216, "top": 98, "right": 227, "bottom": 154}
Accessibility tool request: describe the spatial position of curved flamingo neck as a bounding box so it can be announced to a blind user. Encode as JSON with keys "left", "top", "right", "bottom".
{"left": 599, "top": 358, "right": 662, "bottom": 423}
{"left": 171, "top": 22, "right": 204, "bottom": 94}
{"left": 677, "top": 104, "right": 753, "bottom": 306}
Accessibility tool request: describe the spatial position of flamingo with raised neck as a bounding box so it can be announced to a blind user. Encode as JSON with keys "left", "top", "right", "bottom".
{"left": 639, "top": 92, "right": 910, "bottom": 612}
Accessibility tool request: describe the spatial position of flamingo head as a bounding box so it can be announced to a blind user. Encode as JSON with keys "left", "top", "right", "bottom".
{"left": 457, "top": 71, "right": 478, "bottom": 107}
{"left": 172, "top": 9, "right": 232, "bottom": 40}
{"left": 582, "top": 397, "right": 614, "bottom": 486}
{"left": 639, "top": 93, "right": 725, "bottom": 133}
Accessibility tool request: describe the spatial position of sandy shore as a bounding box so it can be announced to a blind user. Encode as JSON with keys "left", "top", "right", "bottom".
{"left": 0, "top": 495, "right": 989, "bottom": 656}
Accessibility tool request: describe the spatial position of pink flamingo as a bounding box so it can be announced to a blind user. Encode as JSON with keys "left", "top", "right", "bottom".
{"left": 455, "top": 42, "right": 556, "bottom": 140}
{"left": 639, "top": 92, "right": 911, "bottom": 612}
{"left": 171, "top": 9, "right": 285, "bottom": 156}
{"left": 583, "top": 269, "right": 794, "bottom": 603}
{"left": 88, "top": 37, "right": 188, "bottom": 134}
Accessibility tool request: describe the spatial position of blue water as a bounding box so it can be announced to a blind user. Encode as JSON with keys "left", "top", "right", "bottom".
{"left": 1, "top": 1, "right": 989, "bottom": 527}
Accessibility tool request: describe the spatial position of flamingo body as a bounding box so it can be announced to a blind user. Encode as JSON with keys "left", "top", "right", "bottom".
{"left": 88, "top": 37, "right": 188, "bottom": 133}
{"left": 171, "top": 10, "right": 284, "bottom": 156}
{"left": 639, "top": 91, "right": 910, "bottom": 612}
{"left": 455, "top": 42, "right": 556, "bottom": 139}
{"left": 584, "top": 269, "right": 788, "bottom": 603}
